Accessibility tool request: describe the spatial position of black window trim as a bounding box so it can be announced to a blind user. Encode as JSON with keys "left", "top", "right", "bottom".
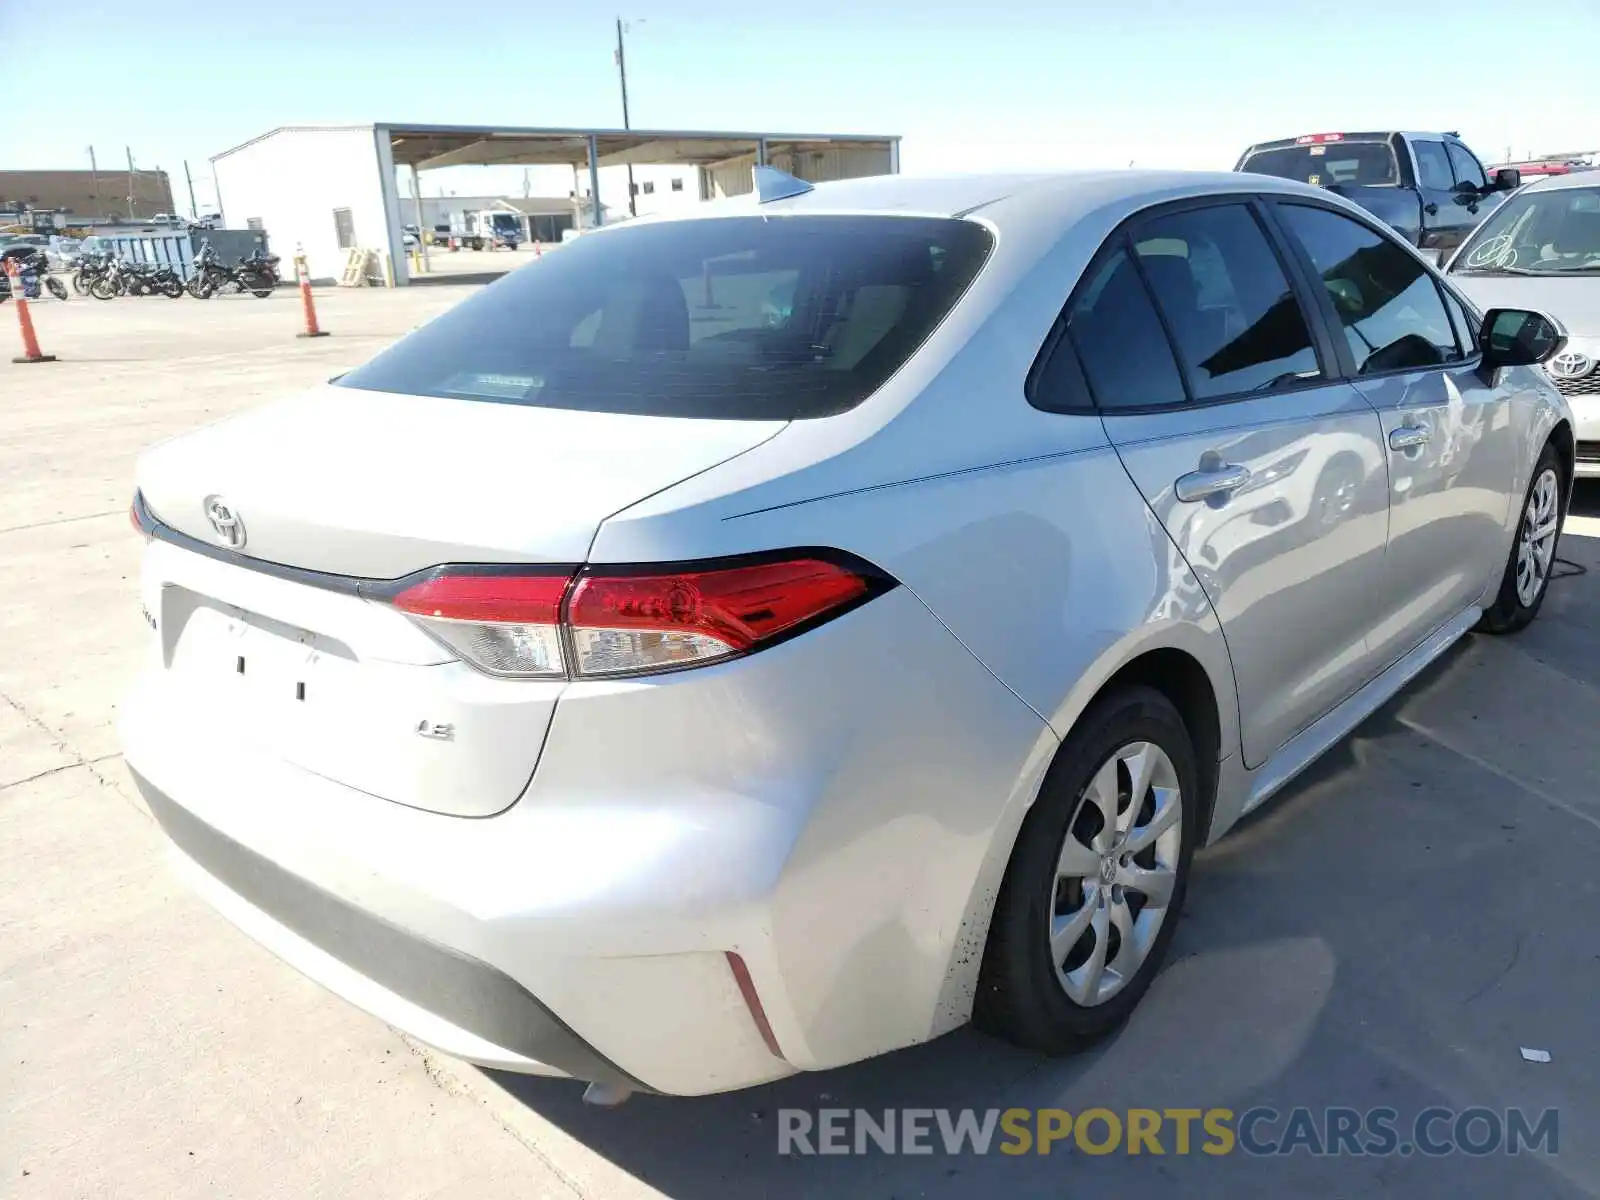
{"left": 1265, "top": 196, "right": 1484, "bottom": 383}
{"left": 1026, "top": 191, "right": 1344, "bottom": 418}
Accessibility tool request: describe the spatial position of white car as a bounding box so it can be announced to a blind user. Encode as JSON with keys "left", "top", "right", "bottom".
{"left": 1445, "top": 170, "right": 1600, "bottom": 475}
{"left": 122, "top": 168, "right": 1573, "bottom": 1101}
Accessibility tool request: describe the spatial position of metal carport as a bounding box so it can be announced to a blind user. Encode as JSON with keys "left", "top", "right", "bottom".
{"left": 376, "top": 123, "right": 900, "bottom": 283}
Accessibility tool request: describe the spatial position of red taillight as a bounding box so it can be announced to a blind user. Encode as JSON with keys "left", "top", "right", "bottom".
{"left": 392, "top": 571, "right": 570, "bottom": 679}
{"left": 566, "top": 558, "right": 869, "bottom": 675}
{"left": 1295, "top": 132, "right": 1345, "bottom": 144}
{"left": 387, "top": 555, "right": 881, "bottom": 680}
{"left": 130, "top": 493, "right": 152, "bottom": 541}
{"left": 393, "top": 572, "right": 567, "bottom": 625}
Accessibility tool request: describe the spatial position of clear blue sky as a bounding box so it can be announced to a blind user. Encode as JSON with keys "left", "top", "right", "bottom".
{"left": 5, "top": 0, "right": 1595, "bottom": 213}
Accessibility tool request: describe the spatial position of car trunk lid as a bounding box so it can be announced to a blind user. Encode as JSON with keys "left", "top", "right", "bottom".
{"left": 135, "top": 383, "right": 784, "bottom": 816}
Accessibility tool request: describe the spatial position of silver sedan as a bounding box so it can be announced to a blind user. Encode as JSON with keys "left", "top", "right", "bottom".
{"left": 121, "top": 168, "right": 1575, "bottom": 1099}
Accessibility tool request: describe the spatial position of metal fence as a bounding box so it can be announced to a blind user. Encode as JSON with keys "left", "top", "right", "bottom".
{"left": 85, "top": 228, "right": 270, "bottom": 280}
{"left": 90, "top": 231, "right": 194, "bottom": 278}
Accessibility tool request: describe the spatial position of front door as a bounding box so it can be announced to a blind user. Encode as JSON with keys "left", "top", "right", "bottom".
{"left": 1065, "top": 199, "right": 1392, "bottom": 768}
{"left": 1411, "top": 139, "right": 1468, "bottom": 259}
{"left": 1272, "top": 201, "right": 1517, "bottom": 665}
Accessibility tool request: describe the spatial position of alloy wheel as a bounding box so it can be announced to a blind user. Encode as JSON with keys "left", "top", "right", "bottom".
{"left": 1515, "top": 467, "right": 1560, "bottom": 608}
{"left": 1049, "top": 741, "right": 1182, "bottom": 1007}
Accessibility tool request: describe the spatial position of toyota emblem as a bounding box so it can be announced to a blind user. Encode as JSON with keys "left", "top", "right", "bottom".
{"left": 203, "top": 495, "right": 246, "bottom": 548}
{"left": 1548, "top": 351, "right": 1594, "bottom": 380}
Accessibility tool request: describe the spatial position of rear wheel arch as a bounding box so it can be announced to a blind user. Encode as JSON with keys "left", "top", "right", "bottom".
{"left": 1082, "top": 648, "right": 1223, "bottom": 843}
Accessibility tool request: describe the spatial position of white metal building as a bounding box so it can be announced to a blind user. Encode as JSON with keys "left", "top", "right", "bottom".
{"left": 211, "top": 123, "right": 901, "bottom": 285}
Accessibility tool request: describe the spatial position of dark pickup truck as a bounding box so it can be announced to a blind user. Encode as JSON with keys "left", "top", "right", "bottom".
{"left": 1235, "top": 131, "right": 1521, "bottom": 260}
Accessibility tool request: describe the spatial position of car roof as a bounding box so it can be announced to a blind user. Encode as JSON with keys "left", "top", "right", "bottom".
{"left": 724, "top": 168, "right": 1331, "bottom": 222}
{"left": 1519, "top": 169, "right": 1600, "bottom": 194}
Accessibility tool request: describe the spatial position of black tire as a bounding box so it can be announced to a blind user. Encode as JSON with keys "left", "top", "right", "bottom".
{"left": 1476, "top": 442, "right": 1565, "bottom": 634}
{"left": 251, "top": 287, "right": 273, "bottom": 299}
{"left": 72, "top": 272, "right": 90, "bottom": 295}
{"left": 161, "top": 278, "right": 184, "bottom": 298}
{"left": 90, "top": 278, "right": 119, "bottom": 300}
{"left": 975, "top": 685, "right": 1199, "bottom": 1053}
{"left": 186, "top": 274, "right": 208, "bottom": 298}
{"left": 46, "top": 276, "right": 68, "bottom": 300}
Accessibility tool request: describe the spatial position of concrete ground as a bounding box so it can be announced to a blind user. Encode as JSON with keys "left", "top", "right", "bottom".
{"left": 3, "top": 286, "right": 1599, "bottom": 1199}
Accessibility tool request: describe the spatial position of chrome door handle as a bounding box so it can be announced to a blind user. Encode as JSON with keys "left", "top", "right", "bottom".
{"left": 1175, "top": 464, "right": 1251, "bottom": 503}
{"left": 1389, "top": 423, "right": 1430, "bottom": 451}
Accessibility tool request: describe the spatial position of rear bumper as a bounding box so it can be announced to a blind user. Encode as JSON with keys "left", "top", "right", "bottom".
{"left": 134, "top": 770, "right": 642, "bottom": 1089}
{"left": 120, "top": 584, "right": 1054, "bottom": 1095}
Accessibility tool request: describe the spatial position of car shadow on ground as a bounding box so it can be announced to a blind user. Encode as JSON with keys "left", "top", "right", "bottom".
{"left": 479, "top": 483, "right": 1600, "bottom": 1199}
{"left": 407, "top": 270, "right": 514, "bottom": 287}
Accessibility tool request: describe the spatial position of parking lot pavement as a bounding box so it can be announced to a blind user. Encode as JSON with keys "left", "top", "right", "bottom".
{"left": 3, "top": 290, "right": 1599, "bottom": 1198}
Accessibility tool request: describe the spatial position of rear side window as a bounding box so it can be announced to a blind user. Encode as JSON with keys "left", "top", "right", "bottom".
{"left": 1133, "top": 204, "right": 1322, "bottom": 399}
{"left": 1240, "top": 142, "right": 1398, "bottom": 187}
{"left": 1063, "top": 248, "right": 1188, "bottom": 410}
{"left": 1278, "top": 204, "right": 1461, "bottom": 372}
{"left": 337, "top": 216, "right": 992, "bottom": 420}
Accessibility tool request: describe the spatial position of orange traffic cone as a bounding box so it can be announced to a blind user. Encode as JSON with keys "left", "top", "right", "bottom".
{"left": 6, "top": 261, "right": 56, "bottom": 363}
{"left": 294, "top": 249, "right": 328, "bottom": 340}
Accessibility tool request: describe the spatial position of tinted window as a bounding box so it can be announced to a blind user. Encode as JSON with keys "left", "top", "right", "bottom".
{"left": 1134, "top": 205, "right": 1322, "bottom": 399}
{"left": 1063, "top": 248, "right": 1187, "bottom": 410}
{"left": 1279, "top": 204, "right": 1460, "bottom": 372}
{"left": 337, "top": 216, "right": 992, "bottom": 420}
{"left": 1414, "top": 141, "right": 1454, "bottom": 191}
{"left": 1446, "top": 142, "right": 1487, "bottom": 190}
{"left": 1241, "top": 142, "right": 1397, "bottom": 187}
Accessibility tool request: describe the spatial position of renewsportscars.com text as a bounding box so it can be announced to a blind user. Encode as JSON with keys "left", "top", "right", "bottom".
{"left": 777, "top": 1106, "right": 1559, "bottom": 1158}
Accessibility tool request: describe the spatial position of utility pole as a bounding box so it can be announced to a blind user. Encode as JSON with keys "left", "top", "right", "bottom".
{"left": 184, "top": 160, "right": 199, "bottom": 221}
{"left": 125, "top": 146, "right": 137, "bottom": 219}
{"left": 87, "top": 146, "right": 99, "bottom": 216}
{"left": 615, "top": 17, "right": 637, "bottom": 218}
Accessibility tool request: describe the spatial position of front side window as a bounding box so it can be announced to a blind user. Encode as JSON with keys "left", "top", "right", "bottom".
{"left": 1133, "top": 204, "right": 1322, "bottom": 399}
{"left": 337, "top": 215, "right": 992, "bottom": 420}
{"left": 1445, "top": 142, "right": 1488, "bottom": 190}
{"left": 1413, "top": 141, "right": 1455, "bottom": 191}
{"left": 1278, "top": 203, "right": 1461, "bottom": 372}
{"left": 1452, "top": 186, "right": 1600, "bottom": 276}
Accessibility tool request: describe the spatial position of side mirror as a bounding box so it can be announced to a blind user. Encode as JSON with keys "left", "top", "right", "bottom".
{"left": 1493, "top": 167, "right": 1521, "bottom": 192}
{"left": 1479, "top": 308, "right": 1567, "bottom": 370}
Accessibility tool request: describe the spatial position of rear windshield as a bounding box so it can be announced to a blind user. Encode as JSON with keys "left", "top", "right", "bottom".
{"left": 337, "top": 214, "right": 993, "bottom": 420}
{"left": 1241, "top": 141, "right": 1399, "bottom": 187}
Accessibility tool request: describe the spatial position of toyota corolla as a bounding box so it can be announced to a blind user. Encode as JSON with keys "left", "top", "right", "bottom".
{"left": 122, "top": 168, "right": 1574, "bottom": 1101}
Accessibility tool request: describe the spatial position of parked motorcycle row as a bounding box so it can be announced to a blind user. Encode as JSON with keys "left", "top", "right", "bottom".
{"left": 59, "top": 243, "right": 283, "bottom": 301}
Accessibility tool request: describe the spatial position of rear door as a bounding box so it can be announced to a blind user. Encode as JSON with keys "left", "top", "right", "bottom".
{"left": 1073, "top": 198, "right": 1392, "bottom": 768}
{"left": 1272, "top": 200, "right": 1517, "bottom": 664}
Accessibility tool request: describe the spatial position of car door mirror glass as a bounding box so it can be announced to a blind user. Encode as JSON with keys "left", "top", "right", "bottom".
{"left": 1480, "top": 308, "right": 1566, "bottom": 367}
{"left": 1494, "top": 168, "right": 1521, "bottom": 192}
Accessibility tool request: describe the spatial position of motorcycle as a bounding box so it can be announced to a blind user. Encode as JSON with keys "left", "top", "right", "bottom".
{"left": 90, "top": 258, "right": 184, "bottom": 299}
{"left": 236, "top": 247, "right": 280, "bottom": 297}
{"left": 0, "top": 248, "right": 69, "bottom": 303}
{"left": 72, "top": 251, "right": 114, "bottom": 295}
{"left": 187, "top": 244, "right": 277, "bottom": 299}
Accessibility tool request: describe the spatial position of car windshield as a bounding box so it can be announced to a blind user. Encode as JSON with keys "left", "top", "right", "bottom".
{"left": 336, "top": 214, "right": 994, "bottom": 420}
{"left": 1241, "top": 141, "right": 1398, "bottom": 187}
{"left": 1453, "top": 186, "right": 1600, "bottom": 274}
